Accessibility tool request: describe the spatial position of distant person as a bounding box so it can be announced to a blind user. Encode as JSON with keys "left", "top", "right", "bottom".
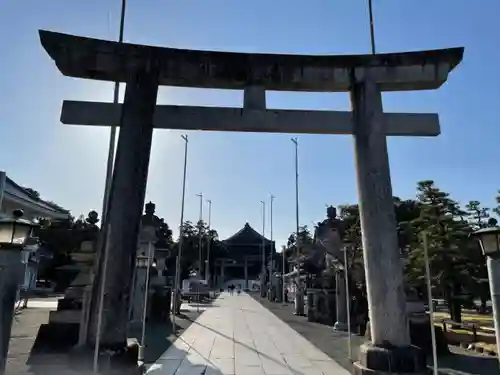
{"left": 284, "top": 288, "right": 289, "bottom": 303}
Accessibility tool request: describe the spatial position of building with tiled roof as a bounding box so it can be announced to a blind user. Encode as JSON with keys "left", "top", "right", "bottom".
{"left": 0, "top": 171, "right": 70, "bottom": 220}
{"left": 213, "top": 223, "right": 275, "bottom": 289}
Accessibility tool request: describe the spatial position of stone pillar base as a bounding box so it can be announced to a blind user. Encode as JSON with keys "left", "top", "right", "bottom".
{"left": 353, "top": 343, "right": 427, "bottom": 375}
{"left": 333, "top": 321, "right": 349, "bottom": 331}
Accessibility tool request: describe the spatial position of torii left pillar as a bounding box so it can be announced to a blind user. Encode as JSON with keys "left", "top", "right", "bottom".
{"left": 87, "top": 65, "right": 159, "bottom": 352}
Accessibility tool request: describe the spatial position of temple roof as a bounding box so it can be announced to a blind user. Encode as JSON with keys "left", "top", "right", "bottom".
{"left": 223, "top": 223, "right": 271, "bottom": 246}
{"left": 2, "top": 173, "right": 70, "bottom": 220}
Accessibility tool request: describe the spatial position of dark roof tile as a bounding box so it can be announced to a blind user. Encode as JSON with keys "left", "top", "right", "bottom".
{"left": 223, "top": 223, "right": 271, "bottom": 245}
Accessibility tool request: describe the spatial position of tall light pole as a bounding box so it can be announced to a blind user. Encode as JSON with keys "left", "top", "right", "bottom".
{"left": 94, "top": 3, "right": 128, "bottom": 366}
{"left": 172, "top": 134, "right": 188, "bottom": 331}
{"left": 291, "top": 137, "right": 304, "bottom": 315}
{"left": 282, "top": 245, "right": 286, "bottom": 304}
{"left": 101, "top": 0, "right": 127, "bottom": 222}
{"left": 269, "top": 194, "right": 275, "bottom": 301}
{"left": 368, "top": 0, "right": 376, "bottom": 54}
{"left": 196, "top": 193, "right": 204, "bottom": 277}
{"left": 205, "top": 199, "right": 212, "bottom": 284}
{"left": 260, "top": 200, "right": 266, "bottom": 298}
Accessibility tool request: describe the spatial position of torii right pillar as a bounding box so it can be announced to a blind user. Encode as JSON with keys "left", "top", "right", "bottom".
{"left": 351, "top": 66, "right": 454, "bottom": 374}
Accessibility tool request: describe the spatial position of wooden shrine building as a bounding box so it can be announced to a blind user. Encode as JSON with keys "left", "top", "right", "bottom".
{"left": 213, "top": 223, "right": 275, "bottom": 290}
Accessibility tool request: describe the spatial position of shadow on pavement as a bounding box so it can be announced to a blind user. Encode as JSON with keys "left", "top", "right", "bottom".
{"left": 145, "top": 344, "right": 225, "bottom": 375}
{"left": 251, "top": 293, "right": 499, "bottom": 375}
{"left": 437, "top": 349, "right": 500, "bottom": 375}
{"left": 141, "top": 310, "right": 201, "bottom": 365}
{"left": 12, "top": 309, "right": 204, "bottom": 374}
{"left": 190, "top": 319, "right": 303, "bottom": 374}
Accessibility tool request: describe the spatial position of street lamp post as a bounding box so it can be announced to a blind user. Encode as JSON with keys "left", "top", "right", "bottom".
{"left": 367, "top": 0, "right": 376, "bottom": 55}
{"left": 291, "top": 137, "right": 304, "bottom": 315}
{"left": 260, "top": 200, "right": 266, "bottom": 298}
{"left": 195, "top": 193, "right": 203, "bottom": 312}
{"left": 101, "top": 0, "right": 127, "bottom": 222}
{"left": 172, "top": 134, "right": 188, "bottom": 331}
{"left": 0, "top": 209, "right": 37, "bottom": 374}
{"left": 282, "top": 246, "right": 286, "bottom": 304}
{"left": 342, "top": 242, "right": 353, "bottom": 360}
{"left": 137, "top": 242, "right": 154, "bottom": 362}
{"left": 269, "top": 194, "right": 275, "bottom": 301}
{"left": 205, "top": 200, "right": 212, "bottom": 285}
{"left": 471, "top": 226, "right": 500, "bottom": 368}
{"left": 196, "top": 193, "right": 204, "bottom": 278}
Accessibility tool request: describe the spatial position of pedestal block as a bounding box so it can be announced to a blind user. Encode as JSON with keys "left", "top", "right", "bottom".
{"left": 353, "top": 343, "right": 427, "bottom": 375}
{"left": 365, "top": 320, "right": 449, "bottom": 357}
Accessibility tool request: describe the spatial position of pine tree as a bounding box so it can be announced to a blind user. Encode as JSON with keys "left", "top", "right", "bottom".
{"left": 407, "top": 180, "right": 472, "bottom": 322}
{"left": 465, "top": 201, "right": 490, "bottom": 229}
{"left": 494, "top": 190, "right": 500, "bottom": 218}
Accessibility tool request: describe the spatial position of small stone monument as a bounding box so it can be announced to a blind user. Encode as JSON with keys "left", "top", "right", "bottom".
{"left": 49, "top": 240, "right": 96, "bottom": 324}
{"left": 32, "top": 239, "right": 97, "bottom": 352}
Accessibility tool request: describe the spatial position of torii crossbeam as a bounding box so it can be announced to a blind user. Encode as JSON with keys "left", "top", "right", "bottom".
{"left": 61, "top": 100, "right": 441, "bottom": 136}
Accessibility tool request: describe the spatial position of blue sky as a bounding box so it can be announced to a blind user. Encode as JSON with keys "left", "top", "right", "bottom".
{"left": 1, "top": 0, "right": 499, "bottom": 248}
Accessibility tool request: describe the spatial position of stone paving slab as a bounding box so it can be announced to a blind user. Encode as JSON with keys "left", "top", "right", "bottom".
{"left": 146, "top": 293, "right": 349, "bottom": 375}
{"left": 251, "top": 294, "right": 500, "bottom": 375}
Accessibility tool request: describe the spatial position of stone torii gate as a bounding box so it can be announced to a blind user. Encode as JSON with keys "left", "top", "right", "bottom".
{"left": 39, "top": 29, "right": 463, "bottom": 374}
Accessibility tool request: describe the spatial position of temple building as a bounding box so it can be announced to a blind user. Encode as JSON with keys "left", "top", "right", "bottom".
{"left": 0, "top": 171, "right": 70, "bottom": 220}
{"left": 214, "top": 223, "right": 275, "bottom": 290}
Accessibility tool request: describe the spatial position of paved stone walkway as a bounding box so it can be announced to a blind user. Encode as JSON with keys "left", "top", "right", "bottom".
{"left": 147, "top": 293, "right": 348, "bottom": 375}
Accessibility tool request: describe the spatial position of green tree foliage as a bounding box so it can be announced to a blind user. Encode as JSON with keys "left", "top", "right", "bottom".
{"left": 170, "top": 220, "right": 226, "bottom": 279}
{"left": 338, "top": 204, "right": 362, "bottom": 270}
{"left": 494, "top": 190, "right": 500, "bottom": 218}
{"left": 405, "top": 181, "right": 475, "bottom": 322}
{"left": 282, "top": 179, "right": 500, "bottom": 320}
{"left": 464, "top": 201, "right": 491, "bottom": 312}
{"left": 298, "top": 225, "right": 313, "bottom": 246}
{"left": 35, "top": 210, "right": 101, "bottom": 283}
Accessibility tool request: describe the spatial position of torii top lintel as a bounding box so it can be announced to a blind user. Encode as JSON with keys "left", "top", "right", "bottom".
{"left": 39, "top": 30, "right": 464, "bottom": 92}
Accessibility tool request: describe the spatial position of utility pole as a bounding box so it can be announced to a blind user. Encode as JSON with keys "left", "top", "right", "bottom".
{"left": 205, "top": 199, "right": 212, "bottom": 284}
{"left": 172, "top": 134, "right": 188, "bottom": 330}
